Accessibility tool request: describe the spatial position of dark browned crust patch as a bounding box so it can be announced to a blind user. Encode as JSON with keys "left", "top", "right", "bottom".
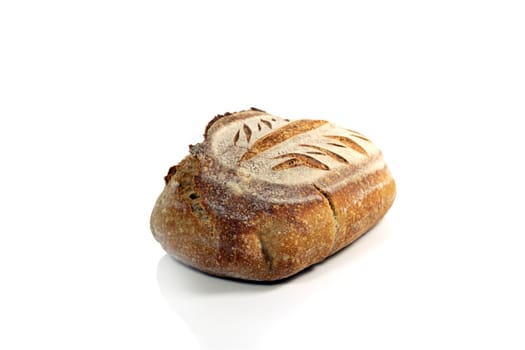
{"left": 204, "top": 112, "right": 232, "bottom": 138}
{"left": 164, "top": 165, "right": 177, "bottom": 184}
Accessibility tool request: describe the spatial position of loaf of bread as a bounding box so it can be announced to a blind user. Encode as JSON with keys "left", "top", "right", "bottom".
{"left": 150, "top": 108, "right": 396, "bottom": 281}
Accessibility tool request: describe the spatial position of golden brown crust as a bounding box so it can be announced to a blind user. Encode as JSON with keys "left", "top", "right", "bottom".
{"left": 315, "top": 167, "right": 396, "bottom": 254}
{"left": 150, "top": 110, "right": 396, "bottom": 281}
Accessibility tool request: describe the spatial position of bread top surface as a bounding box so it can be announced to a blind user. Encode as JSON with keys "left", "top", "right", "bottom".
{"left": 192, "top": 109, "right": 387, "bottom": 204}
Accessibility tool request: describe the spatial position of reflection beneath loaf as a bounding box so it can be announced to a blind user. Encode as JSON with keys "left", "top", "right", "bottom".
{"left": 156, "top": 255, "right": 310, "bottom": 350}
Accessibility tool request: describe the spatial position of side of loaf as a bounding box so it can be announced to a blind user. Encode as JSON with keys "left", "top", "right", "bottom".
{"left": 150, "top": 109, "right": 396, "bottom": 281}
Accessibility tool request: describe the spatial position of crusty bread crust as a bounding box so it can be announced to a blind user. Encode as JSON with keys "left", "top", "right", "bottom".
{"left": 151, "top": 109, "right": 396, "bottom": 281}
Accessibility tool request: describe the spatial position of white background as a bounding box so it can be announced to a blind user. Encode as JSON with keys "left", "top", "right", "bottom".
{"left": 1, "top": 1, "right": 524, "bottom": 349}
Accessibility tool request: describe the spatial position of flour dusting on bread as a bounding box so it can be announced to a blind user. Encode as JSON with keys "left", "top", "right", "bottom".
{"left": 205, "top": 110, "right": 384, "bottom": 187}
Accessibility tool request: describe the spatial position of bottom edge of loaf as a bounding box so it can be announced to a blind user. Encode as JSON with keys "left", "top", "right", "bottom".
{"left": 165, "top": 215, "right": 389, "bottom": 282}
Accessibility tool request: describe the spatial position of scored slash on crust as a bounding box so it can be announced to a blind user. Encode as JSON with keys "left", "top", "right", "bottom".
{"left": 232, "top": 117, "right": 370, "bottom": 172}
{"left": 272, "top": 153, "right": 330, "bottom": 171}
{"left": 270, "top": 137, "right": 369, "bottom": 171}
{"left": 233, "top": 119, "right": 274, "bottom": 146}
{"left": 299, "top": 144, "right": 349, "bottom": 164}
{"left": 239, "top": 119, "right": 328, "bottom": 162}
{"left": 324, "top": 135, "right": 368, "bottom": 155}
